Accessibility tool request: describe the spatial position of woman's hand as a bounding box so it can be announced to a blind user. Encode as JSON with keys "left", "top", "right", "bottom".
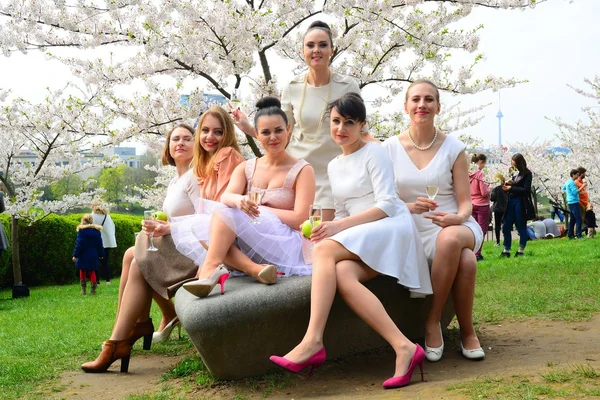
{"left": 309, "top": 220, "right": 343, "bottom": 242}
{"left": 424, "top": 212, "right": 464, "bottom": 228}
{"left": 151, "top": 220, "right": 171, "bottom": 237}
{"left": 229, "top": 106, "right": 254, "bottom": 136}
{"left": 141, "top": 219, "right": 156, "bottom": 234}
{"left": 237, "top": 195, "right": 260, "bottom": 219}
{"left": 410, "top": 197, "right": 438, "bottom": 214}
{"left": 502, "top": 185, "right": 511, "bottom": 192}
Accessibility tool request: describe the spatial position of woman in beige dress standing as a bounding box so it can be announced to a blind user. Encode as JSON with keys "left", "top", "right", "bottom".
{"left": 235, "top": 21, "right": 363, "bottom": 221}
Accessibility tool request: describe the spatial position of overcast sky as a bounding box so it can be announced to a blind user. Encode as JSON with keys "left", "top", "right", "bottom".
{"left": 0, "top": 0, "right": 598, "bottom": 148}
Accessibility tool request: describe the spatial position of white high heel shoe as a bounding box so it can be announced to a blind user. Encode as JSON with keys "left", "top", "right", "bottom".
{"left": 424, "top": 323, "right": 444, "bottom": 362}
{"left": 183, "top": 265, "right": 230, "bottom": 298}
{"left": 152, "top": 316, "right": 181, "bottom": 343}
{"left": 256, "top": 264, "right": 278, "bottom": 285}
{"left": 460, "top": 342, "right": 485, "bottom": 360}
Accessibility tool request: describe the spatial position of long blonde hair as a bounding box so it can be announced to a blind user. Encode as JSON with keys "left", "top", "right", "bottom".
{"left": 193, "top": 107, "right": 241, "bottom": 180}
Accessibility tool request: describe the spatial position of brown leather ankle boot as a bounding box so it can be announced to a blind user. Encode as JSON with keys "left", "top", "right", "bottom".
{"left": 128, "top": 318, "right": 154, "bottom": 350}
{"left": 80, "top": 280, "right": 86, "bottom": 295}
{"left": 81, "top": 339, "right": 132, "bottom": 373}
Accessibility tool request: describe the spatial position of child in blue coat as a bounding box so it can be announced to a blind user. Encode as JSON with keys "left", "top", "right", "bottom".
{"left": 73, "top": 214, "right": 104, "bottom": 294}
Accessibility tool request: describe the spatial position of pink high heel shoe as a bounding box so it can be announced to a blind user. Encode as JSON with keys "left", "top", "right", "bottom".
{"left": 269, "top": 347, "right": 326, "bottom": 380}
{"left": 382, "top": 344, "right": 425, "bottom": 389}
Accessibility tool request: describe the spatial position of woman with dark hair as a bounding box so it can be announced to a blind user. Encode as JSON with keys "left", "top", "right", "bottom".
{"left": 270, "top": 93, "right": 431, "bottom": 389}
{"left": 233, "top": 21, "right": 373, "bottom": 222}
{"left": 179, "top": 97, "right": 316, "bottom": 297}
{"left": 469, "top": 153, "right": 491, "bottom": 261}
{"left": 81, "top": 109, "right": 244, "bottom": 373}
{"left": 500, "top": 153, "right": 534, "bottom": 257}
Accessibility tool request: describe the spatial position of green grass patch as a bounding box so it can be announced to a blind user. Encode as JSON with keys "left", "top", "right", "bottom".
{"left": 447, "top": 364, "right": 600, "bottom": 399}
{"left": 476, "top": 237, "right": 600, "bottom": 323}
{"left": 0, "top": 280, "right": 191, "bottom": 400}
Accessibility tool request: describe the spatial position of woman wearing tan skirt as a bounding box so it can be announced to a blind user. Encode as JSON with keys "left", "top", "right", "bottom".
{"left": 82, "top": 107, "right": 244, "bottom": 373}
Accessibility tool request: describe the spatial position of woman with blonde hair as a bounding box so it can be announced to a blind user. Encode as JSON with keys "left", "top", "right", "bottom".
{"left": 72, "top": 214, "right": 104, "bottom": 295}
{"left": 82, "top": 107, "right": 244, "bottom": 373}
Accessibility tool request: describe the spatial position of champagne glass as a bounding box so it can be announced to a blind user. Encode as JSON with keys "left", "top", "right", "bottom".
{"left": 310, "top": 204, "right": 322, "bottom": 229}
{"left": 247, "top": 179, "right": 264, "bottom": 224}
{"left": 144, "top": 210, "right": 158, "bottom": 252}
{"left": 425, "top": 173, "right": 439, "bottom": 215}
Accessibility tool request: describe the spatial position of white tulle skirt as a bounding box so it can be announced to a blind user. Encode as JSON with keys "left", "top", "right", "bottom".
{"left": 170, "top": 199, "right": 312, "bottom": 278}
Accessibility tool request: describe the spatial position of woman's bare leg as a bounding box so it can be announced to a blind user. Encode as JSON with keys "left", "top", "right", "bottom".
{"left": 336, "top": 260, "right": 416, "bottom": 377}
{"left": 196, "top": 214, "right": 238, "bottom": 279}
{"left": 111, "top": 259, "right": 153, "bottom": 340}
{"left": 452, "top": 248, "right": 481, "bottom": 350}
{"left": 116, "top": 247, "right": 135, "bottom": 321}
{"left": 425, "top": 226, "right": 475, "bottom": 348}
{"left": 283, "top": 240, "right": 360, "bottom": 362}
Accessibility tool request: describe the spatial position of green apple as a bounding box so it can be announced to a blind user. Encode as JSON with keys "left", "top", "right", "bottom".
{"left": 301, "top": 220, "right": 312, "bottom": 238}
{"left": 153, "top": 211, "right": 168, "bottom": 221}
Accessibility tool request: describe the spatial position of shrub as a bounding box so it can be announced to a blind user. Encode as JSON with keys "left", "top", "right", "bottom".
{"left": 0, "top": 213, "right": 141, "bottom": 288}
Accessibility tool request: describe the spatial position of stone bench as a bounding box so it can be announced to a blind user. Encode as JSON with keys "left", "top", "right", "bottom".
{"left": 174, "top": 275, "right": 454, "bottom": 380}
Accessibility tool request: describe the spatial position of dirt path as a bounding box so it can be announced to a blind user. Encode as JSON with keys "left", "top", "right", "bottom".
{"left": 49, "top": 315, "right": 600, "bottom": 399}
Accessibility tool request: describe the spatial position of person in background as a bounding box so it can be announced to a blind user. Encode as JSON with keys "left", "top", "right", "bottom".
{"left": 72, "top": 214, "right": 104, "bottom": 295}
{"left": 550, "top": 200, "right": 565, "bottom": 223}
{"left": 585, "top": 203, "right": 597, "bottom": 238}
{"left": 527, "top": 217, "right": 547, "bottom": 239}
{"left": 562, "top": 169, "right": 582, "bottom": 239}
{"left": 541, "top": 215, "right": 561, "bottom": 238}
{"left": 91, "top": 200, "right": 117, "bottom": 285}
{"left": 0, "top": 190, "right": 8, "bottom": 259}
{"left": 490, "top": 173, "right": 508, "bottom": 247}
{"left": 469, "top": 154, "right": 491, "bottom": 261}
{"left": 501, "top": 153, "right": 533, "bottom": 257}
{"left": 575, "top": 167, "right": 588, "bottom": 219}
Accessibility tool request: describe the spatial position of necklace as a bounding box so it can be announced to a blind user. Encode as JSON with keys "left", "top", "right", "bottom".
{"left": 297, "top": 71, "right": 332, "bottom": 143}
{"left": 408, "top": 127, "right": 438, "bottom": 151}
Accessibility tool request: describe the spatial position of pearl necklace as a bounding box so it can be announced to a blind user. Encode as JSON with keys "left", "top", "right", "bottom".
{"left": 297, "top": 71, "right": 332, "bottom": 143}
{"left": 408, "top": 127, "right": 438, "bottom": 151}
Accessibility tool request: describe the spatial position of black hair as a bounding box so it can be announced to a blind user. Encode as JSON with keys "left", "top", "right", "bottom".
{"left": 471, "top": 153, "right": 487, "bottom": 164}
{"left": 577, "top": 166, "right": 586, "bottom": 175}
{"left": 512, "top": 153, "right": 529, "bottom": 176}
{"left": 570, "top": 169, "right": 580, "bottom": 178}
{"left": 254, "top": 96, "right": 288, "bottom": 128}
{"left": 304, "top": 20, "right": 334, "bottom": 48}
{"left": 327, "top": 92, "right": 367, "bottom": 123}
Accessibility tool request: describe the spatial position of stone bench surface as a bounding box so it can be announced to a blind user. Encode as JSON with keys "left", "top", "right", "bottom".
{"left": 175, "top": 275, "right": 453, "bottom": 380}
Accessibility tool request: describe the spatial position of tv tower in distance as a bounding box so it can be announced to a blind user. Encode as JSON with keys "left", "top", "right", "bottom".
{"left": 496, "top": 90, "right": 503, "bottom": 147}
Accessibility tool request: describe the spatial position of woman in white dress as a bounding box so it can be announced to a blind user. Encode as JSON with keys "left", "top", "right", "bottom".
{"left": 382, "top": 80, "right": 485, "bottom": 362}
{"left": 234, "top": 21, "right": 373, "bottom": 221}
{"left": 270, "top": 93, "right": 432, "bottom": 389}
{"left": 179, "top": 97, "right": 316, "bottom": 297}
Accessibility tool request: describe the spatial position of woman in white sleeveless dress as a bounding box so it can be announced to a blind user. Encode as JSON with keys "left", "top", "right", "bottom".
{"left": 270, "top": 93, "right": 432, "bottom": 390}
{"left": 382, "top": 80, "right": 485, "bottom": 362}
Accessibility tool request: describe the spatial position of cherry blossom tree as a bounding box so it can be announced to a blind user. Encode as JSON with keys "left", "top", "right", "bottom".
{"left": 0, "top": 86, "right": 121, "bottom": 296}
{"left": 0, "top": 0, "right": 560, "bottom": 157}
{"left": 551, "top": 75, "right": 600, "bottom": 201}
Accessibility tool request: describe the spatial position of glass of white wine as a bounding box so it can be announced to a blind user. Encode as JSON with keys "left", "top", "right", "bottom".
{"left": 247, "top": 179, "right": 264, "bottom": 224}
{"left": 424, "top": 173, "right": 439, "bottom": 216}
{"left": 310, "top": 204, "right": 322, "bottom": 229}
{"left": 231, "top": 87, "right": 240, "bottom": 105}
{"left": 143, "top": 210, "right": 158, "bottom": 252}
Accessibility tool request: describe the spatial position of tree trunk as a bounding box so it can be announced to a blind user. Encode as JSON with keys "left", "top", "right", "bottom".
{"left": 11, "top": 217, "right": 22, "bottom": 285}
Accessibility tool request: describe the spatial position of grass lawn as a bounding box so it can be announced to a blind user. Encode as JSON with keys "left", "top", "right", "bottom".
{"left": 0, "top": 237, "right": 598, "bottom": 399}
